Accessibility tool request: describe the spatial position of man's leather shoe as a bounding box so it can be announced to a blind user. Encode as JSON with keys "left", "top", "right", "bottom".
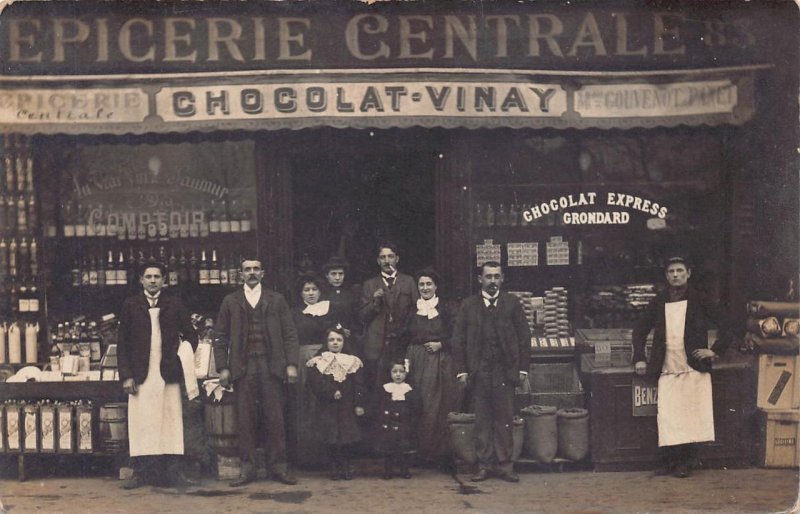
{"left": 229, "top": 474, "right": 256, "bottom": 487}
{"left": 470, "top": 469, "right": 488, "bottom": 482}
{"left": 272, "top": 471, "right": 298, "bottom": 485}
{"left": 496, "top": 470, "right": 520, "bottom": 483}
{"left": 121, "top": 475, "right": 145, "bottom": 490}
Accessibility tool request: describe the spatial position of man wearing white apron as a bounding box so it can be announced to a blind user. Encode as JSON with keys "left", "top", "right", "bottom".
{"left": 633, "top": 257, "right": 732, "bottom": 478}
{"left": 118, "top": 262, "right": 198, "bottom": 489}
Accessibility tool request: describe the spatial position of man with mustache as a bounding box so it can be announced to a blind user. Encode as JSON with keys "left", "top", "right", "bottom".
{"left": 452, "top": 261, "right": 531, "bottom": 483}
{"left": 214, "top": 258, "right": 300, "bottom": 487}
{"left": 359, "top": 242, "right": 417, "bottom": 392}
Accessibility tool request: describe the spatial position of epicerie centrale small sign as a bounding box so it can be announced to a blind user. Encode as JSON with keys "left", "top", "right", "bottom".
{"left": 520, "top": 192, "right": 669, "bottom": 226}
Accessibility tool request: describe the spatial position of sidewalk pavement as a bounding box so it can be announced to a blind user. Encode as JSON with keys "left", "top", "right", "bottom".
{"left": 1, "top": 459, "right": 798, "bottom": 514}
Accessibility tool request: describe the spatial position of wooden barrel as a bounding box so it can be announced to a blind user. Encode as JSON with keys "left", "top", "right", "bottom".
{"left": 203, "top": 392, "right": 238, "bottom": 457}
{"left": 98, "top": 403, "right": 128, "bottom": 453}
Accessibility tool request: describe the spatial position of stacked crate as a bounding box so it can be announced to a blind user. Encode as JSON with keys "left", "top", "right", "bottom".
{"left": 747, "top": 301, "right": 800, "bottom": 468}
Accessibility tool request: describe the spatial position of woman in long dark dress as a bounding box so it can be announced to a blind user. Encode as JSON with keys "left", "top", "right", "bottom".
{"left": 290, "top": 273, "right": 337, "bottom": 468}
{"left": 403, "top": 269, "right": 462, "bottom": 470}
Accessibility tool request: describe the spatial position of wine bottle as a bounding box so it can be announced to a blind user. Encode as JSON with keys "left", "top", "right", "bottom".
{"left": 29, "top": 284, "right": 39, "bottom": 315}
{"left": 18, "top": 237, "right": 29, "bottom": 278}
{"left": 16, "top": 195, "right": 26, "bottom": 233}
{"left": 228, "top": 252, "right": 239, "bottom": 286}
{"left": 88, "top": 255, "right": 99, "bottom": 287}
{"left": 188, "top": 248, "right": 199, "bottom": 284}
{"left": 117, "top": 251, "right": 128, "bottom": 286}
{"left": 25, "top": 156, "right": 34, "bottom": 194}
{"left": 0, "top": 238, "right": 7, "bottom": 281}
{"left": 168, "top": 247, "right": 178, "bottom": 287}
{"left": 199, "top": 249, "right": 210, "bottom": 285}
{"left": 27, "top": 194, "right": 37, "bottom": 232}
{"left": 71, "top": 255, "right": 81, "bottom": 287}
{"left": 209, "top": 249, "right": 220, "bottom": 284}
{"left": 18, "top": 283, "right": 29, "bottom": 314}
{"left": 105, "top": 250, "right": 116, "bottom": 286}
{"left": 219, "top": 252, "right": 229, "bottom": 285}
{"left": 29, "top": 238, "right": 38, "bottom": 277}
{"left": 219, "top": 200, "right": 230, "bottom": 233}
{"left": 85, "top": 203, "right": 96, "bottom": 237}
{"left": 177, "top": 247, "right": 188, "bottom": 285}
{"left": 240, "top": 207, "right": 252, "bottom": 232}
{"left": 126, "top": 248, "right": 137, "bottom": 285}
{"left": 229, "top": 199, "right": 241, "bottom": 232}
{"left": 8, "top": 238, "right": 17, "bottom": 277}
{"left": 208, "top": 200, "right": 220, "bottom": 233}
{"left": 74, "top": 203, "right": 86, "bottom": 237}
{"left": 97, "top": 252, "right": 106, "bottom": 287}
{"left": 6, "top": 193, "right": 16, "bottom": 233}
{"left": 0, "top": 195, "right": 7, "bottom": 236}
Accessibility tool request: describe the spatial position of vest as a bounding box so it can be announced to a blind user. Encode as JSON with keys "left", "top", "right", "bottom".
{"left": 246, "top": 302, "right": 269, "bottom": 356}
{"left": 480, "top": 304, "right": 504, "bottom": 369}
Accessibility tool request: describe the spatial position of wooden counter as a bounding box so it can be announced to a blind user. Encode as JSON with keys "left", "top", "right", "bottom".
{"left": 579, "top": 351, "right": 757, "bottom": 472}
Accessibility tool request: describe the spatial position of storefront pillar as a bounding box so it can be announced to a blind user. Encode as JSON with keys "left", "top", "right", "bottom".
{"left": 256, "top": 139, "right": 294, "bottom": 294}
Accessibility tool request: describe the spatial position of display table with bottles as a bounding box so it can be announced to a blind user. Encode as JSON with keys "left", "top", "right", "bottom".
{"left": 0, "top": 379, "right": 127, "bottom": 481}
{"left": 579, "top": 351, "right": 756, "bottom": 472}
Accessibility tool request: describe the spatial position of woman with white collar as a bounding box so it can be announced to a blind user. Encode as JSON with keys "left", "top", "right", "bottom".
{"left": 290, "top": 272, "right": 339, "bottom": 468}
{"left": 402, "top": 268, "right": 462, "bottom": 472}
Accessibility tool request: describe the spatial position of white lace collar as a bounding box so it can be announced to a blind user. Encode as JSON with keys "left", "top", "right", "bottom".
{"left": 306, "top": 351, "right": 363, "bottom": 383}
{"left": 416, "top": 296, "right": 439, "bottom": 319}
{"left": 303, "top": 300, "right": 330, "bottom": 317}
{"left": 383, "top": 382, "right": 413, "bottom": 401}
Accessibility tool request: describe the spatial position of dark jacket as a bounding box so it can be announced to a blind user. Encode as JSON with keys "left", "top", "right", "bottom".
{"left": 322, "top": 283, "right": 360, "bottom": 333}
{"left": 359, "top": 273, "right": 418, "bottom": 363}
{"left": 452, "top": 292, "right": 532, "bottom": 386}
{"left": 213, "top": 287, "right": 300, "bottom": 382}
{"left": 373, "top": 385, "right": 421, "bottom": 454}
{"left": 632, "top": 287, "right": 733, "bottom": 376}
{"left": 401, "top": 299, "right": 456, "bottom": 352}
{"left": 117, "top": 292, "right": 197, "bottom": 385}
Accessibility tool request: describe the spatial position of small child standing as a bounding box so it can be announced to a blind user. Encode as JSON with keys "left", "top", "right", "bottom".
{"left": 306, "top": 324, "right": 365, "bottom": 480}
{"left": 374, "top": 359, "right": 420, "bottom": 479}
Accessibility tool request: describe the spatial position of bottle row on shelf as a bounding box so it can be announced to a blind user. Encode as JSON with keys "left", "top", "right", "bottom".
{"left": 59, "top": 198, "right": 253, "bottom": 241}
{"left": 66, "top": 245, "right": 251, "bottom": 288}
{"left": 473, "top": 202, "right": 568, "bottom": 228}
{"left": 0, "top": 192, "right": 38, "bottom": 237}
{"left": 1, "top": 136, "right": 36, "bottom": 197}
{"left": 0, "top": 279, "right": 42, "bottom": 318}
{"left": 0, "top": 237, "right": 39, "bottom": 283}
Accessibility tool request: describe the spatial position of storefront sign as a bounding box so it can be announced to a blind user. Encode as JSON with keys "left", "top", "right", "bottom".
{"left": 0, "top": 72, "right": 756, "bottom": 134}
{"left": 575, "top": 80, "right": 737, "bottom": 118}
{"left": 632, "top": 376, "right": 659, "bottom": 417}
{"left": 156, "top": 81, "right": 567, "bottom": 122}
{"left": 0, "top": 5, "right": 774, "bottom": 75}
{"left": 0, "top": 88, "right": 148, "bottom": 124}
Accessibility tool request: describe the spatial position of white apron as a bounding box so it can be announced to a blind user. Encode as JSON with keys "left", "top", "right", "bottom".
{"left": 127, "top": 307, "right": 184, "bottom": 456}
{"left": 657, "top": 300, "right": 715, "bottom": 447}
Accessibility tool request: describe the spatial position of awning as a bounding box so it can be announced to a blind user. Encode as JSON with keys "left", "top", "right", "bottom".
{"left": 0, "top": 66, "right": 763, "bottom": 135}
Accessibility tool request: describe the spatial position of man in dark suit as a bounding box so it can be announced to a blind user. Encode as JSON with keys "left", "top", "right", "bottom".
{"left": 452, "top": 261, "right": 531, "bottom": 483}
{"left": 117, "top": 261, "right": 198, "bottom": 489}
{"left": 214, "top": 258, "right": 300, "bottom": 487}
{"left": 359, "top": 242, "right": 418, "bottom": 391}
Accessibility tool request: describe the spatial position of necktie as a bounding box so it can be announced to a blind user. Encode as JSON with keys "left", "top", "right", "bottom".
{"left": 487, "top": 298, "right": 497, "bottom": 311}
{"left": 386, "top": 276, "right": 395, "bottom": 288}
{"left": 148, "top": 296, "right": 158, "bottom": 308}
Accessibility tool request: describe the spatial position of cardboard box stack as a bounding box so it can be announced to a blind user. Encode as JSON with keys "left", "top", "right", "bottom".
{"left": 543, "top": 287, "right": 569, "bottom": 338}
{"left": 747, "top": 300, "right": 800, "bottom": 468}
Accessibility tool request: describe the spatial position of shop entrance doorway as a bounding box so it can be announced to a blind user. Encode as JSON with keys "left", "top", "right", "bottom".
{"left": 291, "top": 130, "right": 437, "bottom": 289}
